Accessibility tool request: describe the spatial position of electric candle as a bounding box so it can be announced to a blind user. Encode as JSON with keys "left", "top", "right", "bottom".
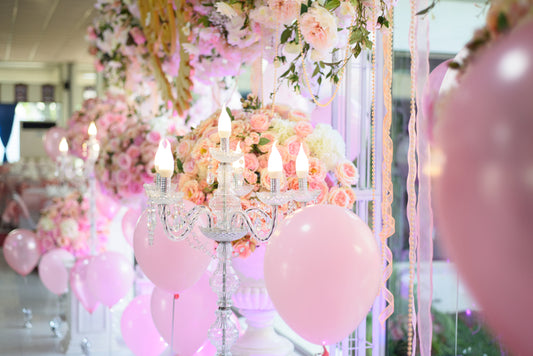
{"left": 88, "top": 122, "right": 97, "bottom": 137}
{"left": 218, "top": 106, "right": 232, "bottom": 138}
{"left": 155, "top": 139, "right": 174, "bottom": 178}
{"left": 295, "top": 143, "right": 309, "bottom": 178}
{"left": 268, "top": 142, "right": 283, "bottom": 179}
{"left": 59, "top": 137, "right": 69, "bottom": 155}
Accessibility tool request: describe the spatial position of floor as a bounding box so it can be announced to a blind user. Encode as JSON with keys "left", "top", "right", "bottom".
{"left": 0, "top": 252, "right": 132, "bottom": 356}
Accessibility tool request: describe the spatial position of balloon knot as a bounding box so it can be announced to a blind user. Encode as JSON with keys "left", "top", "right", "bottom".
{"left": 173, "top": 294, "right": 180, "bottom": 300}
{"left": 322, "top": 346, "right": 329, "bottom": 356}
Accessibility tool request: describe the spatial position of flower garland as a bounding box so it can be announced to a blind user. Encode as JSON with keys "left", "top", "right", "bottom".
{"left": 174, "top": 98, "right": 359, "bottom": 257}
{"left": 36, "top": 192, "right": 110, "bottom": 258}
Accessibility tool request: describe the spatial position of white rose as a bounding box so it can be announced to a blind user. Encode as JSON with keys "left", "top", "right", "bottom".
{"left": 60, "top": 219, "right": 79, "bottom": 240}
{"left": 38, "top": 217, "right": 55, "bottom": 231}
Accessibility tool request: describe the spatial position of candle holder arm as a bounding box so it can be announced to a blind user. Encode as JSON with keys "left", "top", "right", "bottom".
{"left": 230, "top": 205, "right": 279, "bottom": 243}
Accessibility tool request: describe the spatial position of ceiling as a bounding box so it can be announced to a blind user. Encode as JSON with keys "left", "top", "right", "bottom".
{"left": 0, "top": 0, "right": 96, "bottom": 64}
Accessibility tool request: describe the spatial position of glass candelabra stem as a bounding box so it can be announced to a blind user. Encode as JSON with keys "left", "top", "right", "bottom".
{"left": 208, "top": 242, "right": 239, "bottom": 355}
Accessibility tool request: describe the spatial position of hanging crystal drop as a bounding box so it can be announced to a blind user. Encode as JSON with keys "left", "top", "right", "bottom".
{"left": 207, "top": 159, "right": 215, "bottom": 185}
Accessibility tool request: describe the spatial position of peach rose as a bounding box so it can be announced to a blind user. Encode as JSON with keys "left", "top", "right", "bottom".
{"left": 285, "top": 135, "right": 302, "bottom": 158}
{"left": 250, "top": 113, "right": 270, "bottom": 132}
{"left": 181, "top": 180, "right": 205, "bottom": 205}
{"left": 244, "top": 153, "right": 260, "bottom": 171}
{"left": 288, "top": 109, "right": 310, "bottom": 122}
{"left": 267, "top": 0, "right": 302, "bottom": 24}
{"left": 258, "top": 132, "right": 276, "bottom": 153}
{"left": 309, "top": 180, "right": 329, "bottom": 204}
{"left": 177, "top": 139, "right": 193, "bottom": 158}
{"left": 244, "top": 169, "right": 258, "bottom": 185}
{"left": 244, "top": 132, "right": 260, "bottom": 146}
{"left": 284, "top": 160, "right": 296, "bottom": 177}
{"left": 328, "top": 187, "right": 350, "bottom": 208}
{"left": 308, "top": 157, "right": 327, "bottom": 182}
{"left": 335, "top": 160, "right": 359, "bottom": 186}
{"left": 294, "top": 121, "right": 314, "bottom": 138}
{"left": 300, "top": 5, "right": 338, "bottom": 53}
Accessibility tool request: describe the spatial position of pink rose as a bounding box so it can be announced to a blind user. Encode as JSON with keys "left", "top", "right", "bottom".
{"left": 244, "top": 169, "right": 258, "bottom": 185}
{"left": 300, "top": 6, "right": 338, "bottom": 53}
{"left": 284, "top": 160, "right": 296, "bottom": 177}
{"left": 183, "top": 159, "right": 198, "bottom": 174}
{"left": 267, "top": 0, "right": 302, "bottom": 24}
{"left": 244, "top": 132, "right": 260, "bottom": 146}
{"left": 294, "top": 121, "right": 314, "bottom": 138}
{"left": 130, "top": 27, "right": 146, "bottom": 45}
{"left": 258, "top": 132, "right": 276, "bottom": 153}
{"left": 285, "top": 136, "right": 302, "bottom": 158}
{"left": 127, "top": 146, "right": 141, "bottom": 159}
{"left": 258, "top": 154, "right": 269, "bottom": 169}
{"left": 147, "top": 131, "right": 162, "bottom": 144}
{"left": 94, "top": 59, "right": 104, "bottom": 72}
{"left": 87, "top": 26, "right": 98, "bottom": 41}
{"left": 113, "top": 170, "right": 131, "bottom": 186}
{"left": 128, "top": 181, "right": 144, "bottom": 195}
{"left": 308, "top": 157, "right": 327, "bottom": 182}
{"left": 250, "top": 113, "right": 270, "bottom": 132}
{"left": 115, "top": 153, "right": 132, "bottom": 169}
{"left": 177, "top": 140, "right": 192, "bottom": 158}
{"left": 244, "top": 153, "right": 259, "bottom": 171}
{"left": 335, "top": 160, "right": 359, "bottom": 186}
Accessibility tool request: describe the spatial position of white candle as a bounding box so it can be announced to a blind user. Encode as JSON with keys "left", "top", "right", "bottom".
{"left": 59, "top": 137, "right": 69, "bottom": 156}
{"left": 218, "top": 105, "right": 232, "bottom": 138}
{"left": 268, "top": 142, "right": 283, "bottom": 179}
{"left": 155, "top": 139, "right": 174, "bottom": 178}
{"left": 88, "top": 122, "right": 97, "bottom": 137}
{"left": 295, "top": 143, "right": 309, "bottom": 178}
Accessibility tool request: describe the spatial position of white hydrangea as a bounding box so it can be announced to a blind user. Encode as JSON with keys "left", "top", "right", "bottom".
{"left": 60, "top": 218, "right": 79, "bottom": 240}
{"left": 270, "top": 118, "right": 296, "bottom": 144}
{"left": 305, "top": 124, "right": 346, "bottom": 170}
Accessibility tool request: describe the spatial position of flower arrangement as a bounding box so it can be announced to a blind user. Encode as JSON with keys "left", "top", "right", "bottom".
{"left": 66, "top": 94, "right": 132, "bottom": 159}
{"left": 183, "top": 0, "right": 395, "bottom": 91}
{"left": 95, "top": 112, "right": 176, "bottom": 202}
{"left": 36, "top": 192, "right": 110, "bottom": 258}
{"left": 174, "top": 97, "right": 359, "bottom": 257}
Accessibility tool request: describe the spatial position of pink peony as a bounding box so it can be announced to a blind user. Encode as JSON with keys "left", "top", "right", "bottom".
{"left": 300, "top": 6, "right": 338, "bottom": 53}
{"left": 335, "top": 160, "right": 359, "bottom": 186}
{"left": 249, "top": 113, "right": 271, "bottom": 132}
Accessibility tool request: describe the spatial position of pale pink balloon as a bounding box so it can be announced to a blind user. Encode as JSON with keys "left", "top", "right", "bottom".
{"left": 122, "top": 207, "right": 142, "bottom": 246}
{"left": 38, "top": 248, "right": 75, "bottom": 295}
{"left": 70, "top": 256, "right": 100, "bottom": 313}
{"left": 96, "top": 184, "right": 120, "bottom": 219}
{"left": 3, "top": 229, "right": 41, "bottom": 276}
{"left": 434, "top": 22, "right": 533, "bottom": 356}
{"left": 150, "top": 274, "right": 217, "bottom": 356}
{"left": 121, "top": 294, "right": 167, "bottom": 356}
{"left": 133, "top": 202, "right": 213, "bottom": 293}
{"left": 43, "top": 127, "right": 67, "bottom": 161}
{"left": 264, "top": 205, "right": 381, "bottom": 345}
{"left": 87, "top": 251, "right": 134, "bottom": 307}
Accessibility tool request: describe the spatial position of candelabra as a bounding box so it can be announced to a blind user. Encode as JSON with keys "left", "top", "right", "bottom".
{"left": 144, "top": 109, "right": 318, "bottom": 356}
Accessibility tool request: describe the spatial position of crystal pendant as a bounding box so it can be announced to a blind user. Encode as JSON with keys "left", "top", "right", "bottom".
{"left": 22, "top": 307, "right": 32, "bottom": 328}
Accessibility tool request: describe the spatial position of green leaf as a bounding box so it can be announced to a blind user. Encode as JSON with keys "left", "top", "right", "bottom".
{"left": 312, "top": 64, "right": 321, "bottom": 78}
{"left": 198, "top": 16, "right": 210, "bottom": 27}
{"left": 226, "top": 107, "right": 234, "bottom": 121}
{"left": 176, "top": 158, "right": 184, "bottom": 174}
{"left": 258, "top": 137, "right": 271, "bottom": 145}
{"left": 497, "top": 12, "right": 509, "bottom": 32}
{"left": 324, "top": 0, "right": 340, "bottom": 11}
{"left": 352, "top": 43, "right": 362, "bottom": 58}
{"left": 416, "top": 0, "right": 436, "bottom": 16}
{"left": 377, "top": 16, "right": 390, "bottom": 28}
{"left": 280, "top": 28, "right": 292, "bottom": 44}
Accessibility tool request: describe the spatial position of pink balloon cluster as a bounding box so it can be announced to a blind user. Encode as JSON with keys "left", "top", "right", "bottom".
{"left": 435, "top": 22, "right": 533, "bottom": 356}
{"left": 3, "top": 229, "right": 41, "bottom": 276}
{"left": 70, "top": 257, "right": 100, "bottom": 313}
{"left": 264, "top": 205, "right": 381, "bottom": 345}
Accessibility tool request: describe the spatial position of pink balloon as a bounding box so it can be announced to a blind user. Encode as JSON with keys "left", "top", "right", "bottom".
{"left": 43, "top": 127, "right": 67, "bottom": 161}
{"left": 96, "top": 184, "right": 120, "bottom": 219}
{"left": 38, "top": 249, "right": 75, "bottom": 295}
{"left": 434, "top": 22, "right": 533, "bottom": 356}
{"left": 3, "top": 229, "right": 41, "bottom": 276}
{"left": 121, "top": 294, "right": 167, "bottom": 356}
{"left": 87, "top": 251, "right": 134, "bottom": 307}
{"left": 133, "top": 202, "right": 213, "bottom": 293}
{"left": 122, "top": 207, "right": 142, "bottom": 246}
{"left": 150, "top": 274, "right": 217, "bottom": 356}
{"left": 421, "top": 59, "right": 451, "bottom": 139}
{"left": 70, "top": 256, "right": 100, "bottom": 313}
{"left": 264, "top": 205, "right": 381, "bottom": 345}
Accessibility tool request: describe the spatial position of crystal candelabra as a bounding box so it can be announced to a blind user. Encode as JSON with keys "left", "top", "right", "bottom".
{"left": 85, "top": 122, "right": 100, "bottom": 256}
{"left": 144, "top": 109, "right": 318, "bottom": 356}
